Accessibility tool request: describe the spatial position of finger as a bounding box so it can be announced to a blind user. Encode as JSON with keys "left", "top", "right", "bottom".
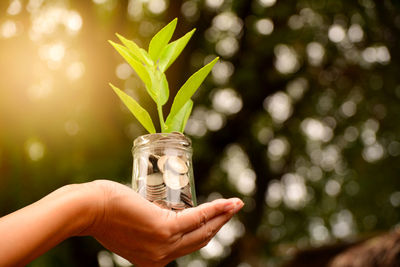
{"left": 174, "top": 198, "right": 243, "bottom": 234}
{"left": 172, "top": 203, "right": 242, "bottom": 257}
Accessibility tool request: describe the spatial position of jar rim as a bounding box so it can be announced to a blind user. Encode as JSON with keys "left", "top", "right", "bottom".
{"left": 133, "top": 132, "right": 192, "bottom": 149}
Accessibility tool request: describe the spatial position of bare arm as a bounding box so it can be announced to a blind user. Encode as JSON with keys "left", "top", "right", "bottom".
{"left": 0, "top": 184, "right": 98, "bottom": 266}
{"left": 0, "top": 180, "right": 243, "bottom": 267}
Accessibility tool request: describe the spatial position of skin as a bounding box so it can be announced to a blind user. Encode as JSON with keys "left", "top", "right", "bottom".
{"left": 0, "top": 180, "right": 243, "bottom": 267}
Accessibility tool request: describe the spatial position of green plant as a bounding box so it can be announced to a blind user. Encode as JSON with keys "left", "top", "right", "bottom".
{"left": 109, "top": 18, "right": 218, "bottom": 134}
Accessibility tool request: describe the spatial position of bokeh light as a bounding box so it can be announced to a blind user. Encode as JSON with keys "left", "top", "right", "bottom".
{"left": 1, "top": 0, "right": 400, "bottom": 266}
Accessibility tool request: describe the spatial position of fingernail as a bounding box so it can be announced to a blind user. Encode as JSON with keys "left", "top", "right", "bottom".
{"left": 233, "top": 201, "right": 244, "bottom": 213}
{"left": 223, "top": 202, "right": 235, "bottom": 212}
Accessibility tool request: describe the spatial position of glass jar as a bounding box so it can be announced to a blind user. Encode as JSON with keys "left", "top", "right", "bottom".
{"left": 132, "top": 132, "right": 197, "bottom": 211}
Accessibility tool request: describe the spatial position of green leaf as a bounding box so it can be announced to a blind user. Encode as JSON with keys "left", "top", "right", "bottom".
{"left": 109, "top": 83, "right": 156, "bottom": 134}
{"left": 158, "top": 29, "right": 196, "bottom": 73}
{"left": 166, "top": 57, "right": 219, "bottom": 125}
{"left": 110, "top": 40, "right": 159, "bottom": 102}
{"left": 109, "top": 40, "right": 152, "bottom": 89}
{"left": 147, "top": 69, "right": 169, "bottom": 106}
{"left": 159, "top": 72, "right": 169, "bottom": 105}
{"left": 180, "top": 100, "right": 193, "bottom": 132}
{"left": 139, "top": 48, "right": 154, "bottom": 66}
{"left": 116, "top": 33, "right": 152, "bottom": 65}
{"left": 165, "top": 100, "right": 193, "bottom": 133}
{"left": 148, "top": 18, "right": 177, "bottom": 62}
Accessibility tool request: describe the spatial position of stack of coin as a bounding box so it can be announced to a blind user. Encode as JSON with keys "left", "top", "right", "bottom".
{"left": 145, "top": 173, "right": 166, "bottom": 201}
{"left": 169, "top": 201, "right": 186, "bottom": 211}
{"left": 135, "top": 151, "right": 194, "bottom": 211}
{"left": 180, "top": 184, "right": 194, "bottom": 207}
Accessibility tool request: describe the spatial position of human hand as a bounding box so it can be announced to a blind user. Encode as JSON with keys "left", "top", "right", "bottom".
{"left": 84, "top": 180, "right": 243, "bottom": 267}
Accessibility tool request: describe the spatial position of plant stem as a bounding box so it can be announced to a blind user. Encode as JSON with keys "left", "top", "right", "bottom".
{"left": 157, "top": 102, "right": 166, "bottom": 132}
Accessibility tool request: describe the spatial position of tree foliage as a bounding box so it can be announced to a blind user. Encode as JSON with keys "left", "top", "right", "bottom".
{"left": 0, "top": 0, "right": 400, "bottom": 266}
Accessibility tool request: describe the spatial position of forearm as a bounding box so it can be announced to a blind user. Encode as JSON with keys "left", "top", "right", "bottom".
{"left": 0, "top": 179, "right": 243, "bottom": 267}
{"left": 0, "top": 183, "right": 99, "bottom": 266}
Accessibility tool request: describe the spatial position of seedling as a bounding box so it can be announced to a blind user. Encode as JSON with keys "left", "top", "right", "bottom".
{"left": 109, "top": 18, "right": 218, "bottom": 133}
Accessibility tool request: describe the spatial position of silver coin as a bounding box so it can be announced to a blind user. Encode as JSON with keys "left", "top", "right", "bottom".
{"left": 165, "top": 156, "right": 188, "bottom": 174}
{"left": 179, "top": 174, "right": 189, "bottom": 188}
{"left": 157, "top": 155, "right": 168, "bottom": 173}
{"left": 163, "top": 171, "right": 189, "bottom": 190}
{"left": 146, "top": 173, "right": 164, "bottom": 186}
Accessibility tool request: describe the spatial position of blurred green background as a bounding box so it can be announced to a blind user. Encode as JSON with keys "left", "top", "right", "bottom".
{"left": 1, "top": 0, "right": 400, "bottom": 266}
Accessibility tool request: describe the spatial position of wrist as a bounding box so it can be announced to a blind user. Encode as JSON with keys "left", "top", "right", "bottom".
{"left": 74, "top": 180, "right": 113, "bottom": 237}
{"left": 59, "top": 182, "right": 105, "bottom": 237}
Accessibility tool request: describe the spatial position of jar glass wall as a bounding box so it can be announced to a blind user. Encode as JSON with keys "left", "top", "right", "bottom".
{"left": 132, "top": 132, "right": 197, "bottom": 210}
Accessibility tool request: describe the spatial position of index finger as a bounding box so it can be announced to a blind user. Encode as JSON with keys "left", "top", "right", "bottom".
{"left": 173, "top": 198, "right": 243, "bottom": 234}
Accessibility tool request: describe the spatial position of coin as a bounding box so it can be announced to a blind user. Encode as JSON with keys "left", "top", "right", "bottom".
{"left": 181, "top": 195, "right": 193, "bottom": 207}
{"left": 153, "top": 199, "right": 170, "bottom": 209}
{"left": 148, "top": 195, "right": 166, "bottom": 201}
{"left": 180, "top": 191, "right": 192, "bottom": 201}
{"left": 182, "top": 200, "right": 193, "bottom": 208}
{"left": 146, "top": 173, "right": 164, "bottom": 186}
{"left": 147, "top": 189, "right": 166, "bottom": 195}
{"left": 170, "top": 201, "right": 186, "bottom": 210}
{"left": 179, "top": 154, "right": 189, "bottom": 163}
{"left": 181, "top": 195, "right": 193, "bottom": 206}
{"left": 157, "top": 155, "right": 168, "bottom": 173}
{"left": 165, "top": 156, "right": 188, "bottom": 174}
{"left": 133, "top": 133, "right": 194, "bottom": 211}
{"left": 146, "top": 173, "right": 167, "bottom": 202}
{"left": 181, "top": 184, "right": 192, "bottom": 197}
{"left": 179, "top": 174, "right": 189, "bottom": 188}
{"left": 147, "top": 184, "right": 165, "bottom": 189}
{"left": 163, "top": 171, "right": 189, "bottom": 190}
{"left": 146, "top": 184, "right": 166, "bottom": 192}
{"left": 147, "top": 189, "right": 166, "bottom": 201}
{"left": 147, "top": 189, "right": 166, "bottom": 196}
